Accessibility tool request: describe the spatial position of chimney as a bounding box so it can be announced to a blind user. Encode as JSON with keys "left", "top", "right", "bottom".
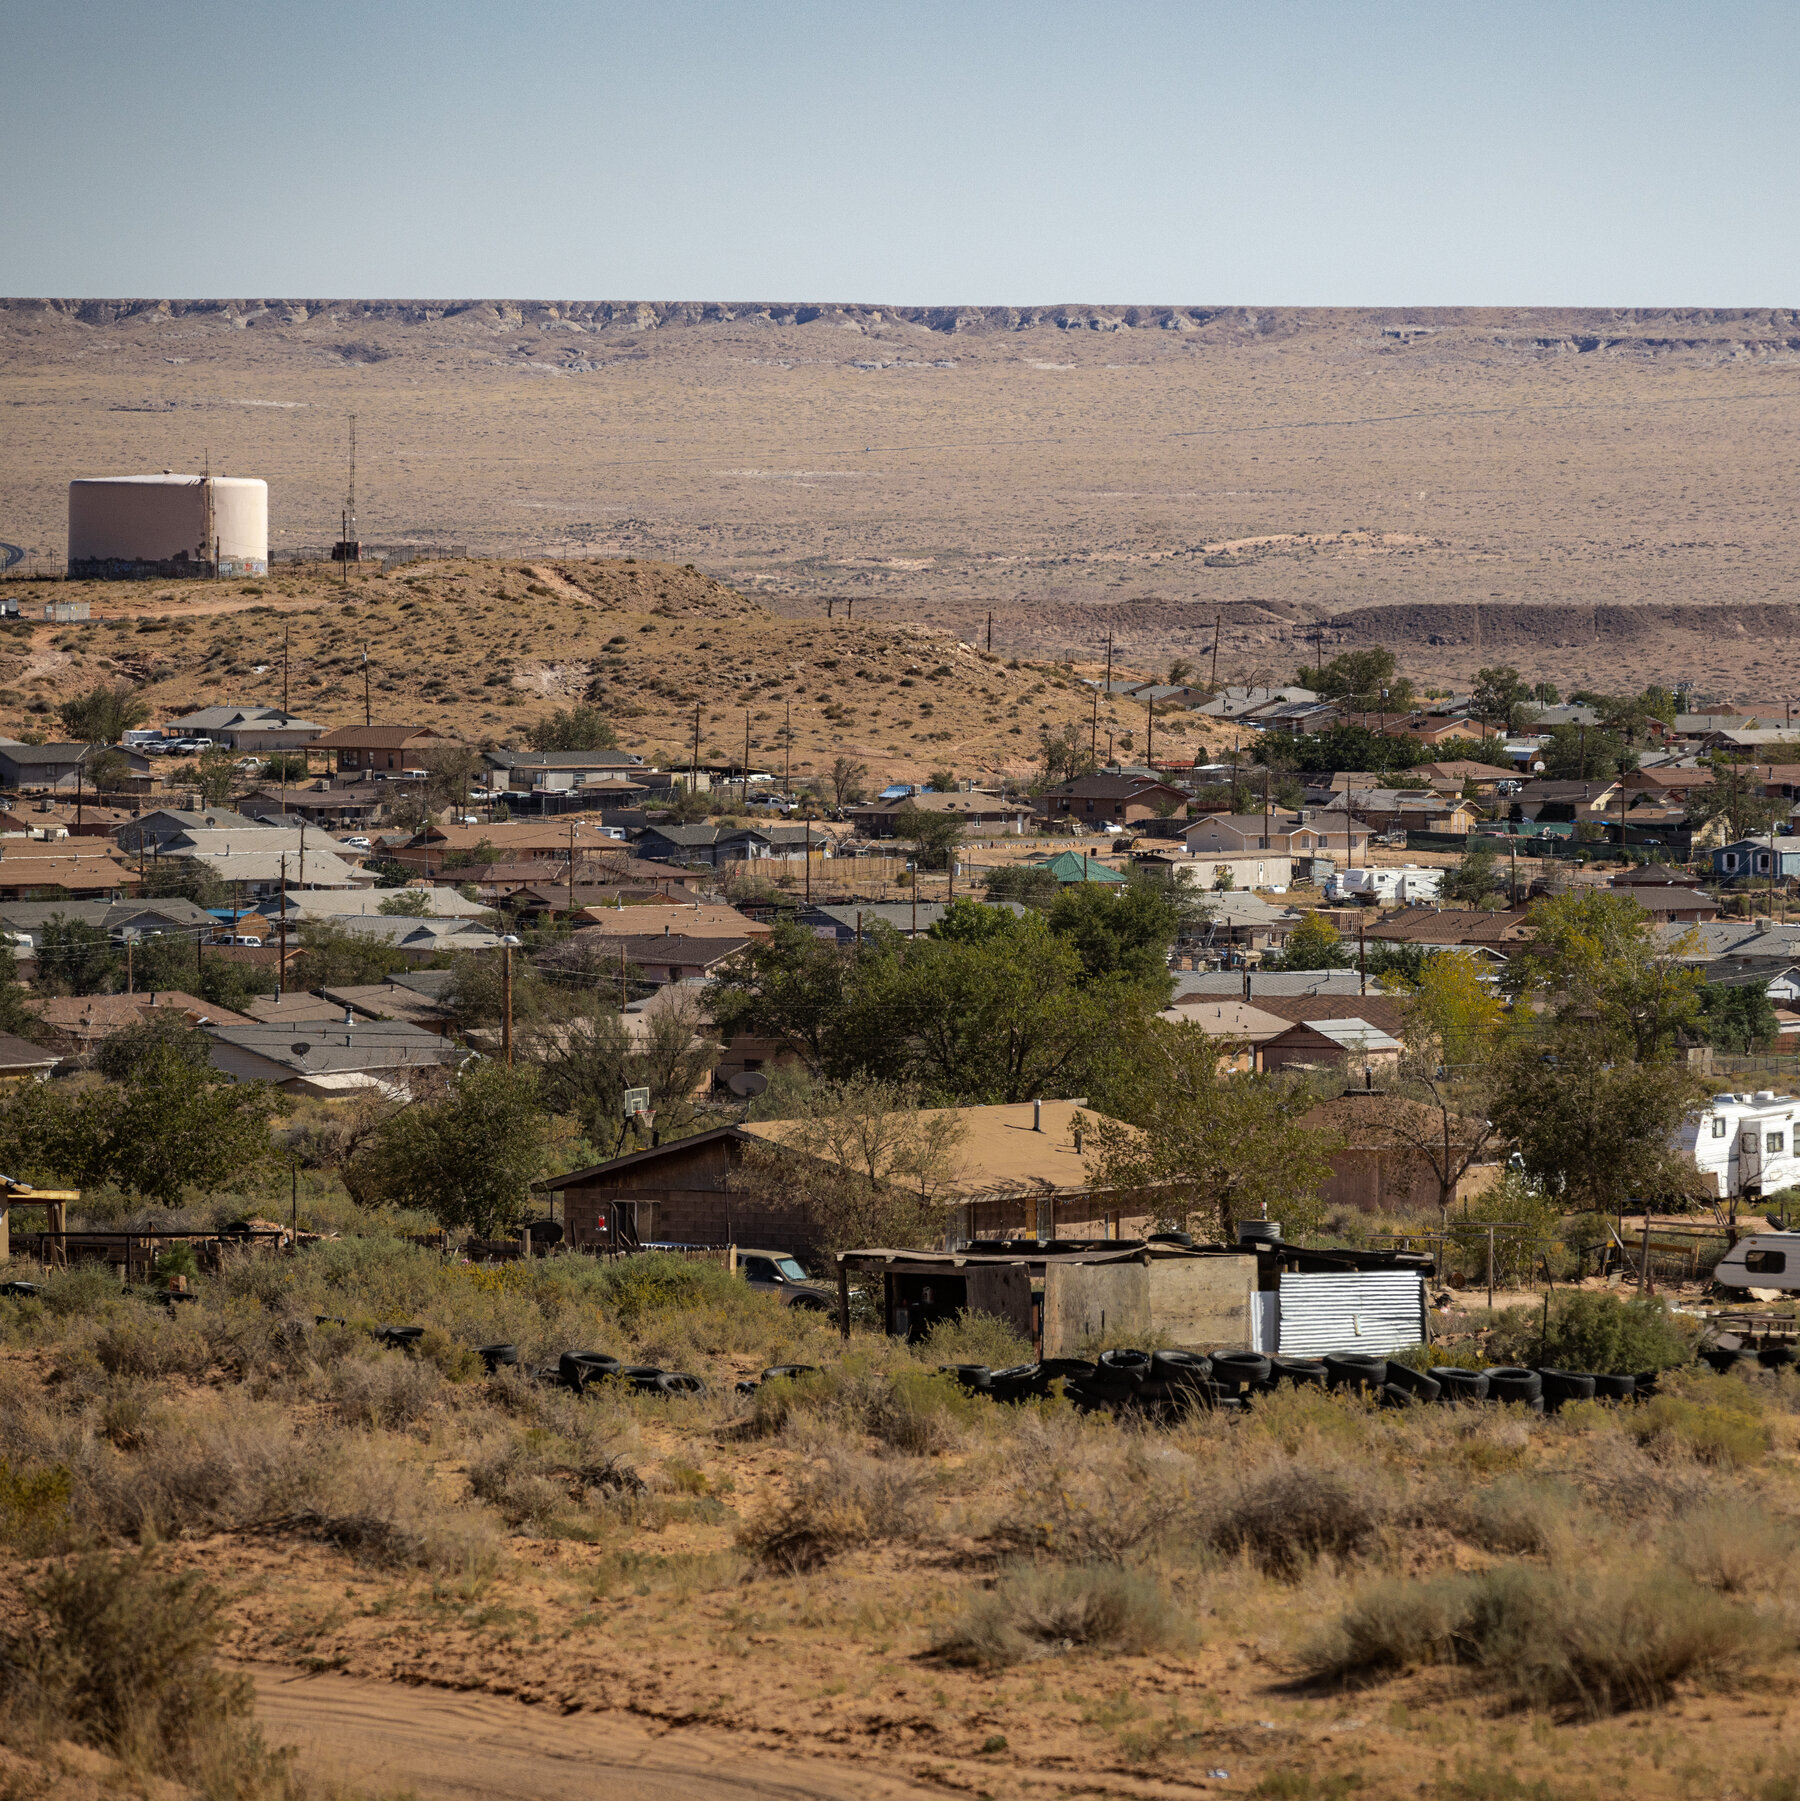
{"left": 1033, "top": 1098, "right": 1043, "bottom": 1132}
{"left": 1242, "top": 969, "right": 1251, "bottom": 1002}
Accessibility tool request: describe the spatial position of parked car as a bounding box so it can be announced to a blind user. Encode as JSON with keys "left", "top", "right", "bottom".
{"left": 733, "top": 1248, "right": 833, "bottom": 1311}
{"left": 341, "top": 835, "right": 373, "bottom": 850}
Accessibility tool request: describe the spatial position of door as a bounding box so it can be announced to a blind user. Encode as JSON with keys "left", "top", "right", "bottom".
{"left": 1740, "top": 1127, "right": 1763, "bottom": 1193}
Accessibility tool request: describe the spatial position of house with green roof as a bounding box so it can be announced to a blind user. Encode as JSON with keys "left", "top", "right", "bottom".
{"left": 1037, "top": 850, "right": 1128, "bottom": 885}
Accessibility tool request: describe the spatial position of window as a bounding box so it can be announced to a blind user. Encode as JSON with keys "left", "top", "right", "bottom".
{"left": 1769, "top": 1132, "right": 1787, "bottom": 1156}
{"left": 774, "top": 1257, "right": 809, "bottom": 1282}
{"left": 1746, "top": 1248, "right": 1788, "bottom": 1275}
{"left": 741, "top": 1258, "right": 777, "bottom": 1282}
{"left": 1712, "top": 1117, "right": 1729, "bottom": 1140}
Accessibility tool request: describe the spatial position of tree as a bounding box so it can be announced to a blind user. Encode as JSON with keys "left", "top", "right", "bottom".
{"left": 289, "top": 920, "right": 410, "bottom": 990}
{"left": 1039, "top": 724, "right": 1096, "bottom": 787}
{"left": 84, "top": 749, "right": 131, "bottom": 793}
{"left": 93, "top": 1011, "right": 210, "bottom": 1083}
{"left": 1081, "top": 1018, "right": 1340, "bottom": 1238}
{"left": 137, "top": 858, "right": 223, "bottom": 906}
{"left": 733, "top": 1074, "right": 968, "bottom": 1254}
{"left": 1442, "top": 844, "right": 1509, "bottom": 906}
{"left": 0, "top": 1041, "right": 286, "bottom": 1204}
{"left": 524, "top": 705, "right": 618, "bottom": 753}
{"left": 346, "top": 1062, "right": 552, "bottom": 1236}
{"left": 1699, "top": 982, "right": 1780, "bottom": 1054}
{"left": 191, "top": 747, "right": 239, "bottom": 806}
{"left": 1685, "top": 757, "right": 1786, "bottom": 844}
{"left": 892, "top": 803, "right": 963, "bottom": 871}
{"left": 0, "top": 945, "right": 46, "bottom": 1042}
{"left": 57, "top": 684, "right": 148, "bottom": 745}
{"left": 982, "top": 864, "right": 1060, "bottom": 911}
{"left": 262, "top": 752, "right": 309, "bottom": 782}
{"left": 196, "top": 952, "right": 276, "bottom": 1013}
{"left": 708, "top": 920, "right": 861, "bottom": 1072}
{"left": 36, "top": 916, "right": 120, "bottom": 996}
{"left": 442, "top": 947, "right": 548, "bottom": 1031}
{"left": 1047, "top": 879, "right": 1181, "bottom": 992}
{"left": 377, "top": 889, "right": 433, "bottom": 917}
{"left": 1273, "top": 913, "right": 1349, "bottom": 971}
{"left": 926, "top": 769, "right": 957, "bottom": 793}
{"left": 420, "top": 744, "right": 484, "bottom": 815}
{"left": 536, "top": 993, "right": 720, "bottom": 1159}
{"left": 1535, "top": 724, "right": 1637, "bottom": 781}
{"left": 1470, "top": 666, "right": 1533, "bottom": 734}
{"left": 828, "top": 756, "right": 869, "bottom": 807}
{"left": 1307, "top": 650, "right": 1411, "bottom": 711}
{"left": 1257, "top": 725, "right": 1425, "bottom": 777}
{"left": 656, "top": 780, "right": 714, "bottom": 823}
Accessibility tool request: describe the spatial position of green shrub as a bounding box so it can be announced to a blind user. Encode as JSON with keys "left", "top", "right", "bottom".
{"left": 0, "top": 1458, "right": 72, "bottom": 1555}
{"left": 933, "top": 1561, "right": 1187, "bottom": 1667}
{"left": 919, "top": 1309, "right": 1034, "bottom": 1370}
{"left": 1625, "top": 1390, "right": 1771, "bottom": 1468}
{"left": 1483, "top": 1290, "right": 1696, "bottom": 1375}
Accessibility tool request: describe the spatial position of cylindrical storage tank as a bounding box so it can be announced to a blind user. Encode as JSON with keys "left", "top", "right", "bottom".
{"left": 68, "top": 474, "right": 268, "bottom": 579}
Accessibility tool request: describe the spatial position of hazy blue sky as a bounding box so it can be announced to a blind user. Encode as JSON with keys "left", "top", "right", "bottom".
{"left": 3, "top": 0, "right": 1795, "bottom": 302}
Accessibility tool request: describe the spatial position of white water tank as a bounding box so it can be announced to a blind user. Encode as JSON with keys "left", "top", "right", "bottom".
{"left": 68, "top": 474, "right": 268, "bottom": 578}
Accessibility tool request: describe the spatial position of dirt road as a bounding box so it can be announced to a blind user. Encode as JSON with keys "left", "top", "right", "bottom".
{"left": 248, "top": 1666, "right": 944, "bottom": 1801}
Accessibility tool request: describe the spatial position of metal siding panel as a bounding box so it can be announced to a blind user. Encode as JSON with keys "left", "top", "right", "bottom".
{"left": 1274, "top": 1270, "right": 1424, "bottom": 1357}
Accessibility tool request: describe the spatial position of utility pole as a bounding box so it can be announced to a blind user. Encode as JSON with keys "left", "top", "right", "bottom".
{"left": 277, "top": 855, "right": 287, "bottom": 1000}
{"left": 502, "top": 941, "right": 513, "bottom": 1067}
{"left": 74, "top": 753, "right": 84, "bottom": 829}
{"left": 125, "top": 937, "right": 133, "bottom": 996}
{"left": 691, "top": 702, "right": 701, "bottom": 800}
{"left": 1211, "top": 609, "right": 1222, "bottom": 692}
{"left": 804, "top": 817, "right": 812, "bottom": 903}
{"left": 362, "top": 648, "right": 371, "bottom": 727}
{"left": 1090, "top": 676, "right": 1099, "bottom": 767}
{"left": 784, "top": 698, "right": 792, "bottom": 797}
{"left": 567, "top": 818, "right": 577, "bottom": 915}
{"left": 742, "top": 709, "right": 751, "bottom": 810}
{"left": 986, "top": 610, "right": 993, "bottom": 654}
{"left": 619, "top": 941, "right": 627, "bottom": 1013}
{"left": 1146, "top": 696, "right": 1154, "bottom": 771}
{"left": 1358, "top": 914, "right": 1367, "bottom": 996}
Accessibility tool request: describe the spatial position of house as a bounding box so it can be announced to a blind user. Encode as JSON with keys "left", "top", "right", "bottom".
{"left": 1366, "top": 907, "right": 1534, "bottom": 950}
{"left": 1184, "top": 813, "right": 1324, "bottom": 857}
{"left": 1260, "top": 1017, "right": 1403, "bottom": 1073}
{"left": 1034, "top": 849, "right": 1129, "bottom": 885}
{"left": 1515, "top": 778, "right": 1624, "bottom": 823}
{"left": 1186, "top": 891, "right": 1305, "bottom": 957}
{"left": 238, "top": 782, "right": 386, "bottom": 829}
{"left": 633, "top": 824, "right": 726, "bottom": 866}
{"left": 155, "top": 827, "right": 365, "bottom": 898}
{"left": 0, "top": 897, "right": 214, "bottom": 951}
{"left": 162, "top": 706, "right": 324, "bottom": 753}
{"left": 479, "top": 749, "right": 646, "bottom": 795}
{"left": 115, "top": 809, "right": 260, "bottom": 854}
{"left": 1158, "top": 999, "right": 1293, "bottom": 1070}
{"left": 1621, "top": 765, "right": 1716, "bottom": 805}
{"left": 1195, "top": 685, "right": 1318, "bottom": 721}
{"left": 1035, "top": 775, "right": 1190, "bottom": 826}
{"left": 204, "top": 1018, "right": 466, "bottom": 1097}
{"left": 0, "top": 1034, "right": 56, "bottom": 1082}
{"left": 1658, "top": 919, "right": 1800, "bottom": 965}
{"left": 0, "top": 742, "right": 151, "bottom": 794}
{"left": 1389, "top": 712, "right": 1481, "bottom": 746}
{"left": 796, "top": 900, "right": 1027, "bottom": 943}
{"left": 1323, "top": 790, "right": 1477, "bottom": 835}
{"left": 0, "top": 851, "right": 141, "bottom": 902}
{"left": 1714, "top": 838, "right": 1800, "bottom": 882}
{"left": 848, "top": 791, "right": 1037, "bottom": 838}
{"left": 550, "top": 929, "right": 753, "bottom": 986}
{"left": 396, "top": 817, "right": 645, "bottom": 876}
{"left": 34, "top": 990, "right": 256, "bottom": 1054}
{"left": 553, "top": 899, "right": 767, "bottom": 940}
{"left": 272, "top": 887, "right": 495, "bottom": 923}
{"left": 1679, "top": 1091, "right": 1800, "bottom": 1200}
{"left": 1601, "top": 878, "right": 1717, "bottom": 924}
{"left": 1414, "top": 760, "right": 1516, "bottom": 795}
{"left": 296, "top": 914, "right": 504, "bottom": 962}
{"left": 541, "top": 1098, "right": 1139, "bottom": 1254}
{"left": 311, "top": 724, "right": 447, "bottom": 776}
{"left": 320, "top": 979, "right": 459, "bottom": 1036}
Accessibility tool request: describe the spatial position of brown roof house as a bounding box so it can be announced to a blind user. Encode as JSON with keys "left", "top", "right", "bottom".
{"left": 312, "top": 724, "right": 448, "bottom": 776}
{"left": 541, "top": 1098, "right": 1143, "bottom": 1255}
{"left": 1035, "top": 774, "right": 1189, "bottom": 826}
{"left": 849, "top": 791, "right": 1037, "bottom": 838}
{"left": 1259, "top": 1017, "right": 1403, "bottom": 1074}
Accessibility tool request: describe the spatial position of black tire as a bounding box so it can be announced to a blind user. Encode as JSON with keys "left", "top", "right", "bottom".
{"left": 1699, "top": 1347, "right": 1746, "bottom": 1374}
{"left": 1097, "top": 1349, "right": 1152, "bottom": 1382}
{"left": 1269, "top": 1357, "right": 1327, "bottom": 1387}
{"left": 760, "top": 1364, "right": 818, "bottom": 1384}
{"left": 1483, "top": 1366, "right": 1543, "bottom": 1405}
{"left": 734, "top": 1379, "right": 760, "bottom": 1396}
{"left": 1536, "top": 1369, "right": 1597, "bottom": 1408}
{"left": 479, "top": 1343, "right": 519, "bottom": 1373}
{"left": 1150, "top": 1349, "right": 1212, "bottom": 1382}
{"left": 621, "top": 1364, "right": 663, "bottom": 1379}
{"left": 1323, "top": 1353, "right": 1387, "bottom": 1392}
{"left": 1380, "top": 1381, "right": 1427, "bottom": 1408}
{"left": 315, "top": 1314, "right": 347, "bottom": 1328}
{"left": 1147, "top": 1231, "right": 1195, "bottom": 1247}
{"left": 1589, "top": 1373, "right": 1636, "bottom": 1401}
{"left": 1062, "top": 1379, "right": 1126, "bottom": 1414}
{"left": 1036, "top": 1358, "right": 1097, "bottom": 1384}
{"left": 940, "top": 1364, "right": 993, "bottom": 1393}
{"left": 1210, "top": 1351, "right": 1272, "bottom": 1389}
{"left": 652, "top": 1372, "right": 707, "bottom": 1397}
{"left": 561, "top": 1351, "right": 621, "bottom": 1388}
{"left": 786, "top": 1294, "right": 832, "bottom": 1312}
{"left": 0, "top": 1282, "right": 40, "bottom": 1298}
{"left": 1758, "top": 1345, "right": 1797, "bottom": 1370}
{"left": 1433, "top": 1367, "right": 1489, "bottom": 1403}
{"left": 1383, "top": 1362, "right": 1440, "bottom": 1401}
{"left": 375, "top": 1325, "right": 424, "bottom": 1348}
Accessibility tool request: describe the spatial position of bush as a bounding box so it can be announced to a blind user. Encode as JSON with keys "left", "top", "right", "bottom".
{"left": 1452, "top": 1477, "right": 1578, "bottom": 1557}
{"left": 0, "top": 1551, "right": 253, "bottom": 1769}
{"left": 918, "top": 1309, "right": 1034, "bottom": 1370}
{"left": 0, "top": 1458, "right": 72, "bottom": 1555}
{"left": 1625, "top": 1390, "right": 1771, "bottom": 1469}
{"left": 1208, "top": 1456, "right": 1388, "bottom": 1577}
{"left": 466, "top": 1429, "right": 643, "bottom": 1533}
{"left": 1484, "top": 1290, "right": 1696, "bottom": 1375}
{"left": 1310, "top": 1562, "right": 1774, "bottom": 1714}
{"left": 933, "top": 1561, "right": 1187, "bottom": 1667}
{"left": 738, "top": 1435, "right": 926, "bottom": 1571}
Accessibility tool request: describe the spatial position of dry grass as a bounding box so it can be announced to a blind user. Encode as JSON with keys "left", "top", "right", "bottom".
{"left": 932, "top": 1561, "right": 1189, "bottom": 1668}
{"left": 738, "top": 1431, "right": 927, "bottom": 1572}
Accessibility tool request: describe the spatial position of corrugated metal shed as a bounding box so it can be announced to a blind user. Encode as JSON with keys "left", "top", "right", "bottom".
{"left": 1274, "top": 1269, "right": 1424, "bottom": 1357}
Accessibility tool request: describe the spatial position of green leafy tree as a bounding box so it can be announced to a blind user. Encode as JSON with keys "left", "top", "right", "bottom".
{"left": 377, "top": 889, "right": 432, "bottom": 917}
{"left": 1273, "top": 913, "right": 1349, "bottom": 971}
{"left": 289, "top": 920, "right": 410, "bottom": 990}
{"left": 657, "top": 780, "right": 714, "bottom": 823}
{"left": 982, "top": 864, "right": 1060, "bottom": 912}
{"left": 345, "top": 1062, "right": 552, "bottom": 1235}
{"left": 1470, "top": 666, "right": 1533, "bottom": 734}
{"left": 1082, "top": 1018, "right": 1341, "bottom": 1238}
{"left": 57, "top": 684, "right": 149, "bottom": 744}
{"left": 1047, "top": 879, "right": 1181, "bottom": 993}
{"left": 1535, "top": 724, "right": 1637, "bottom": 781}
{"left": 892, "top": 802, "right": 964, "bottom": 871}
{"left": 926, "top": 769, "right": 957, "bottom": 793}
{"left": 93, "top": 1010, "right": 211, "bottom": 1083}
{"left": 707, "top": 920, "right": 861, "bottom": 1072}
{"left": 136, "top": 858, "right": 224, "bottom": 906}
{"left": 262, "top": 751, "right": 309, "bottom": 782}
{"left": 1038, "top": 724, "right": 1096, "bottom": 787}
{"left": 1699, "top": 982, "right": 1780, "bottom": 1054}
{"left": 197, "top": 953, "right": 276, "bottom": 1012}
{"left": 442, "top": 947, "right": 548, "bottom": 1031}
{"left": 191, "top": 747, "right": 239, "bottom": 806}
{"left": 1258, "top": 725, "right": 1425, "bottom": 777}
{"left": 1442, "top": 844, "right": 1509, "bottom": 906}
{"left": 1307, "top": 649, "right": 1412, "bottom": 712}
{"left": 524, "top": 705, "right": 618, "bottom": 753}
{"left": 130, "top": 932, "right": 204, "bottom": 996}
{"left": 1684, "top": 757, "right": 1786, "bottom": 844}
{"left": 84, "top": 749, "right": 131, "bottom": 793}
{"left": 36, "top": 917, "right": 119, "bottom": 996}
{"left": 0, "top": 944, "right": 46, "bottom": 1041}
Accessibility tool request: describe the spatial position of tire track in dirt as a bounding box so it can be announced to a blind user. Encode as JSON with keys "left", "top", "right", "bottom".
{"left": 248, "top": 1667, "right": 947, "bottom": 1801}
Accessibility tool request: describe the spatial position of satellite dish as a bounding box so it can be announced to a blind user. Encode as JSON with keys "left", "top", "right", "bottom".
{"left": 290, "top": 1042, "right": 312, "bottom": 1058}
{"left": 728, "top": 1071, "right": 769, "bottom": 1098}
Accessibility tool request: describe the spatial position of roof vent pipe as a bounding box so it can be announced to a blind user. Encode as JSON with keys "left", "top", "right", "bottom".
{"left": 1033, "top": 1098, "right": 1043, "bottom": 1133}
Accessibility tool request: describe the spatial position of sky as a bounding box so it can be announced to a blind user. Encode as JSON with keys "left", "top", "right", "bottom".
{"left": 2, "top": 0, "right": 1796, "bottom": 303}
